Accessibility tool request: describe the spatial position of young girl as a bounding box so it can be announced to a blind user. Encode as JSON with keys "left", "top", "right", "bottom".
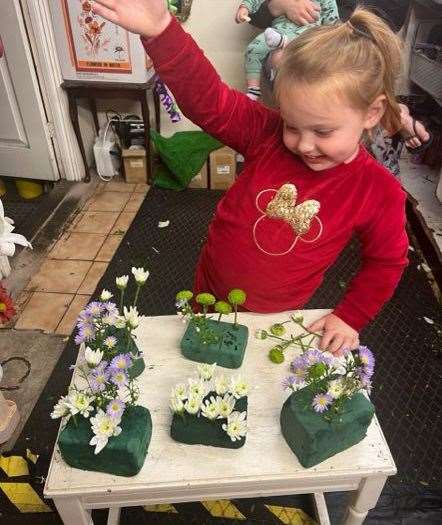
{"left": 92, "top": 0, "right": 409, "bottom": 355}
{"left": 235, "top": 0, "right": 339, "bottom": 99}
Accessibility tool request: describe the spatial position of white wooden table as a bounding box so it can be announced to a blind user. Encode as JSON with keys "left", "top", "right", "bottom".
{"left": 44, "top": 310, "right": 397, "bottom": 525}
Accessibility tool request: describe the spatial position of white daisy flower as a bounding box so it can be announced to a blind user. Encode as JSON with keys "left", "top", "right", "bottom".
{"left": 197, "top": 362, "right": 217, "bottom": 380}
{"left": 217, "top": 394, "right": 236, "bottom": 419}
{"left": 115, "top": 275, "right": 129, "bottom": 289}
{"left": 184, "top": 395, "right": 202, "bottom": 415}
{"left": 201, "top": 396, "right": 219, "bottom": 420}
{"left": 131, "top": 267, "right": 149, "bottom": 285}
{"left": 230, "top": 375, "right": 250, "bottom": 399}
{"left": 222, "top": 411, "right": 247, "bottom": 442}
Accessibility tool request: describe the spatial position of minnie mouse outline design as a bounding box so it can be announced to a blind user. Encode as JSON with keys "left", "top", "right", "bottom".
{"left": 252, "top": 183, "right": 323, "bottom": 256}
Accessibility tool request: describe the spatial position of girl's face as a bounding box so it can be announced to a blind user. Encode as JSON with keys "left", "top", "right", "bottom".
{"left": 279, "top": 83, "right": 384, "bottom": 171}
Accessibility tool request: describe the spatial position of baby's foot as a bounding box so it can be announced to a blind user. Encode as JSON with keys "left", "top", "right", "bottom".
{"left": 264, "top": 28, "right": 287, "bottom": 50}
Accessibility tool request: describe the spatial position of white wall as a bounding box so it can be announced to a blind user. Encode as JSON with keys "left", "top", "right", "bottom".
{"left": 78, "top": 0, "right": 259, "bottom": 163}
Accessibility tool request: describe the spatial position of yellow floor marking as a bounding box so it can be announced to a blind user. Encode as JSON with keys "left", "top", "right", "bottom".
{"left": 202, "top": 499, "right": 246, "bottom": 519}
{"left": 265, "top": 504, "right": 317, "bottom": 525}
{"left": 0, "top": 455, "right": 29, "bottom": 477}
{"left": 0, "top": 482, "right": 52, "bottom": 513}
{"left": 143, "top": 503, "right": 178, "bottom": 513}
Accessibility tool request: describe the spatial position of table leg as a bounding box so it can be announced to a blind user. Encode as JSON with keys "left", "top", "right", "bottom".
{"left": 53, "top": 497, "right": 93, "bottom": 525}
{"left": 67, "top": 93, "right": 90, "bottom": 182}
{"left": 89, "top": 97, "right": 100, "bottom": 134}
{"left": 313, "top": 492, "right": 331, "bottom": 525}
{"left": 107, "top": 506, "right": 121, "bottom": 525}
{"left": 153, "top": 88, "right": 161, "bottom": 132}
{"left": 342, "top": 475, "right": 387, "bottom": 525}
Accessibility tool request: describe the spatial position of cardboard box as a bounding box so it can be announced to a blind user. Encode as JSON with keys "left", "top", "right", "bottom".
{"left": 188, "top": 163, "right": 208, "bottom": 189}
{"left": 122, "top": 148, "right": 148, "bottom": 184}
{"left": 209, "top": 147, "right": 236, "bottom": 190}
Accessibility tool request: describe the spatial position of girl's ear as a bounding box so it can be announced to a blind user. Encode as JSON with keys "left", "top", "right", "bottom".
{"left": 363, "top": 95, "right": 386, "bottom": 130}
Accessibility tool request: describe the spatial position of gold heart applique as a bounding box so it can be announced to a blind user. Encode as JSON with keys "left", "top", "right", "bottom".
{"left": 266, "top": 183, "right": 320, "bottom": 235}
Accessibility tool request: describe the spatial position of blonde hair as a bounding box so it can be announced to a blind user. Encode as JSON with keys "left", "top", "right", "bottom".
{"left": 275, "top": 8, "right": 403, "bottom": 134}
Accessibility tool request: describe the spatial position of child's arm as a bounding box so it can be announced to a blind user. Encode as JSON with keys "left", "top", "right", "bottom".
{"left": 308, "top": 182, "right": 408, "bottom": 354}
{"left": 93, "top": 0, "right": 278, "bottom": 157}
{"left": 240, "top": 0, "right": 267, "bottom": 16}
{"left": 333, "top": 184, "right": 409, "bottom": 332}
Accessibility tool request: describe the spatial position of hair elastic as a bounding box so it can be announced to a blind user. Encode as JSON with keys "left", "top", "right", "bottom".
{"left": 347, "top": 20, "right": 375, "bottom": 43}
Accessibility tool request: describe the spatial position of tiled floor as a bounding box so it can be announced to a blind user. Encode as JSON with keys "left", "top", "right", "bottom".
{"left": 14, "top": 181, "right": 149, "bottom": 335}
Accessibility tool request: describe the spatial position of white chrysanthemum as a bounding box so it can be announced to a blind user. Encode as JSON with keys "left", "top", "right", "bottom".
{"left": 188, "top": 378, "right": 207, "bottom": 398}
{"left": 131, "top": 267, "right": 149, "bottom": 285}
{"left": 217, "top": 394, "right": 236, "bottom": 418}
{"left": 230, "top": 375, "right": 249, "bottom": 399}
{"left": 50, "top": 396, "right": 70, "bottom": 419}
{"left": 201, "top": 397, "right": 219, "bottom": 420}
{"left": 170, "top": 396, "right": 184, "bottom": 413}
{"left": 89, "top": 409, "right": 122, "bottom": 454}
{"left": 222, "top": 411, "right": 247, "bottom": 442}
{"left": 327, "top": 379, "right": 345, "bottom": 399}
{"left": 66, "top": 391, "right": 94, "bottom": 418}
{"left": 123, "top": 306, "right": 139, "bottom": 329}
{"left": 100, "top": 289, "right": 113, "bottom": 301}
{"left": 214, "top": 374, "right": 229, "bottom": 395}
{"left": 184, "top": 395, "right": 202, "bottom": 415}
{"left": 115, "top": 275, "right": 129, "bottom": 289}
{"left": 197, "top": 362, "right": 217, "bottom": 380}
{"left": 172, "top": 383, "right": 187, "bottom": 400}
{"left": 84, "top": 346, "right": 103, "bottom": 367}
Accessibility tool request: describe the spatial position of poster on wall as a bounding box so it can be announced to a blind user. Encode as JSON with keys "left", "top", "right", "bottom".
{"left": 61, "top": 0, "right": 132, "bottom": 74}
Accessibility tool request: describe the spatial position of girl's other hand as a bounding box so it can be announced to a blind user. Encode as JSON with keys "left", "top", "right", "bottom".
{"left": 92, "top": 0, "right": 171, "bottom": 38}
{"left": 308, "top": 313, "right": 359, "bottom": 355}
{"left": 269, "top": 0, "right": 320, "bottom": 26}
{"left": 235, "top": 6, "right": 251, "bottom": 23}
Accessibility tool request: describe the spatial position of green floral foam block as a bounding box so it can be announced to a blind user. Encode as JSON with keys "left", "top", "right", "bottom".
{"left": 171, "top": 394, "right": 247, "bottom": 448}
{"left": 58, "top": 405, "right": 152, "bottom": 476}
{"left": 280, "top": 387, "right": 375, "bottom": 468}
{"left": 180, "top": 319, "right": 248, "bottom": 369}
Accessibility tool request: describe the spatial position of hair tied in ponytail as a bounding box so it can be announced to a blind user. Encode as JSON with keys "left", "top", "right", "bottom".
{"left": 347, "top": 20, "right": 375, "bottom": 43}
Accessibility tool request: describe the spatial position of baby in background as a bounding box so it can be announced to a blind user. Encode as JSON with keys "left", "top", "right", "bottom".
{"left": 236, "top": 0, "right": 339, "bottom": 99}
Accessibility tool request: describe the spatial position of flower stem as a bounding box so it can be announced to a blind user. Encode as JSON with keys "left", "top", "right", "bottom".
{"left": 133, "top": 284, "right": 141, "bottom": 307}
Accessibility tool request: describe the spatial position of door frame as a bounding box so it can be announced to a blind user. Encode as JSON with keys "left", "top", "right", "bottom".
{"left": 19, "top": 0, "right": 85, "bottom": 182}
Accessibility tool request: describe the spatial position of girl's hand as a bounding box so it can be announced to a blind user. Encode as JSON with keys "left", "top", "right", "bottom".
{"left": 92, "top": 0, "right": 171, "bottom": 38}
{"left": 269, "top": 0, "right": 320, "bottom": 26}
{"left": 235, "top": 6, "right": 250, "bottom": 23}
{"left": 308, "top": 313, "right": 359, "bottom": 355}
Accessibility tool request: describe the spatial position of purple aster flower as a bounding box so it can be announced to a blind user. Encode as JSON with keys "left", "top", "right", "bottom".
{"left": 88, "top": 369, "right": 110, "bottom": 392}
{"left": 304, "top": 349, "right": 329, "bottom": 366}
{"left": 103, "top": 336, "right": 117, "bottom": 349}
{"left": 282, "top": 376, "right": 297, "bottom": 390}
{"left": 78, "top": 308, "right": 93, "bottom": 322}
{"left": 106, "top": 398, "right": 126, "bottom": 419}
{"left": 92, "top": 360, "right": 108, "bottom": 374}
{"left": 290, "top": 355, "right": 306, "bottom": 372}
{"left": 312, "top": 393, "right": 333, "bottom": 413}
{"left": 104, "top": 302, "right": 118, "bottom": 316}
{"left": 110, "top": 370, "right": 129, "bottom": 388}
{"left": 358, "top": 346, "right": 375, "bottom": 376}
{"left": 86, "top": 301, "right": 104, "bottom": 317}
{"left": 74, "top": 332, "right": 86, "bottom": 345}
{"left": 110, "top": 353, "right": 132, "bottom": 371}
{"left": 77, "top": 323, "right": 96, "bottom": 342}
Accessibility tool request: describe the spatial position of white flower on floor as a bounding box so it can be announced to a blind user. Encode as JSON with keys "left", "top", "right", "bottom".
{"left": 214, "top": 374, "right": 229, "bottom": 395}
{"left": 230, "top": 375, "right": 249, "bottom": 399}
{"left": 172, "top": 383, "right": 187, "bottom": 400}
{"left": 197, "top": 362, "right": 217, "bottom": 380}
{"left": 188, "top": 378, "right": 207, "bottom": 398}
{"left": 222, "top": 411, "right": 247, "bottom": 442}
{"left": 123, "top": 306, "right": 139, "bottom": 329}
{"left": 66, "top": 391, "right": 94, "bottom": 418}
{"left": 89, "top": 410, "right": 122, "bottom": 454}
{"left": 131, "top": 267, "right": 149, "bottom": 285}
{"left": 115, "top": 275, "right": 129, "bottom": 289}
{"left": 170, "top": 396, "right": 184, "bottom": 414}
{"left": 184, "top": 395, "right": 202, "bottom": 415}
{"left": 100, "top": 289, "right": 113, "bottom": 301}
{"left": 201, "top": 396, "right": 219, "bottom": 420}
{"left": 0, "top": 199, "right": 32, "bottom": 278}
{"left": 84, "top": 346, "right": 103, "bottom": 368}
{"left": 50, "top": 396, "right": 70, "bottom": 420}
{"left": 217, "top": 394, "right": 236, "bottom": 418}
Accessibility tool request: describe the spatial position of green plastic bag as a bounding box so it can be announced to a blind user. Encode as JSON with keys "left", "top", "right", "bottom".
{"left": 150, "top": 130, "right": 222, "bottom": 191}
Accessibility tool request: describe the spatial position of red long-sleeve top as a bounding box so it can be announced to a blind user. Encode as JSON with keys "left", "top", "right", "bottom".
{"left": 142, "top": 18, "right": 408, "bottom": 331}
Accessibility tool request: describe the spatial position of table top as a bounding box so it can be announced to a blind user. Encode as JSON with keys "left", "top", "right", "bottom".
{"left": 44, "top": 310, "right": 396, "bottom": 500}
